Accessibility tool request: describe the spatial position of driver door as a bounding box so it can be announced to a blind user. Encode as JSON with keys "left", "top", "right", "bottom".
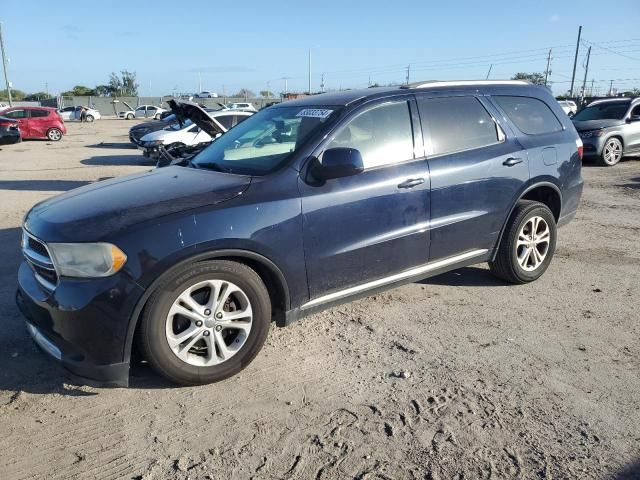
{"left": 299, "top": 98, "right": 431, "bottom": 301}
{"left": 626, "top": 103, "right": 640, "bottom": 152}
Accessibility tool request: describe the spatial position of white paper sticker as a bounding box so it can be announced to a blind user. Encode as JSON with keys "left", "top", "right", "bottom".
{"left": 296, "top": 108, "right": 333, "bottom": 119}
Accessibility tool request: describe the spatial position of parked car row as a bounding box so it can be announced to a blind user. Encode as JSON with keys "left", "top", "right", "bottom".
{"left": 58, "top": 106, "right": 102, "bottom": 122}
{"left": 0, "top": 106, "right": 67, "bottom": 141}
{"left": 129, "top": 101, "right": 254, "bottom": 159}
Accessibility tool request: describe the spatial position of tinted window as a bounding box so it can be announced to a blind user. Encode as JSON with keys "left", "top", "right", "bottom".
{"left": 31, "top": 110, "right": 49, "bottom": 118}
{"left": 135, "top": 107, "right": 145, "bottom": 112}
{"left": 326, "top": 101, "right": 414, "bottom": 169}
{"left": 573, "top": 101, "right": 630, "bottom": 121}
{"left": 493, "top": 96, "right": 562, "bottom": 135}
{"left": 147, "top": 106, "right": 157, "bottom": 111}
{"left": 235, "top": 115, "right": 249, "bottom": 125}
{"left": 418, "top": 96, "right": 500, "bottom": 156}
{"left": 3, "top": 110, "right": 27, "bottom": 119}
{"left": 216, "top": 115, "right": 234, "bottom": 129}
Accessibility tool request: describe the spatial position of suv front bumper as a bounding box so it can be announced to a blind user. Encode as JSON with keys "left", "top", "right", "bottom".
{"left": 16, "top": 261, "right": 145, "bottom": 387}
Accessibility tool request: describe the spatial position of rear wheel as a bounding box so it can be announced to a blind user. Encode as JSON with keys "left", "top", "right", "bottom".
{"left": 489, "top": 200, "right": 557, "bottom": 284}
{"left": 599, "top": 137, "right": 622, "bottom": 166}
{"left": 46, "top": 128, "right": 62, "bottom": 141}
{"left": 138, "top": 260, "right": 271, "bottom": 385}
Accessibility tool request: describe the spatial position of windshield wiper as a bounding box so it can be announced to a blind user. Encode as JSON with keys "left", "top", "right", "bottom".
{"left": 194, "top": 162, "right": 232, "bottom": 173}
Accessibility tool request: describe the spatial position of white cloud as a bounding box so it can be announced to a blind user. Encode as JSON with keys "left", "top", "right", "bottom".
{"left": 549, "top": 14, "right": 560, "bottom": 22}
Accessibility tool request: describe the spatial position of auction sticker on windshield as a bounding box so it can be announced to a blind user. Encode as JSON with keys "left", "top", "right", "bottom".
{"left": 296, "top": 108, "right": 333, "bottom": 119}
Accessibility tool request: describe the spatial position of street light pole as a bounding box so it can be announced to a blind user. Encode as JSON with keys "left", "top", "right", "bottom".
{"left": 0, "top": 23, "right": 12, "bottom": 106}
{"left": 569, "top": 25, "right": 582, "bottom": 97}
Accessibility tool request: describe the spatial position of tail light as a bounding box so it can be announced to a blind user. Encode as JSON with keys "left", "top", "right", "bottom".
{"left": 576, "top": 138, "right": 583, "bottom": 161}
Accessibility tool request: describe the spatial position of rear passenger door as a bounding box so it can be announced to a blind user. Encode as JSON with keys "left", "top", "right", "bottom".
{"left": 28, "top": 109, "right": 51, "bottom": 138}
{"left": 417, "top": 94, "right": 529, "bottom": 260}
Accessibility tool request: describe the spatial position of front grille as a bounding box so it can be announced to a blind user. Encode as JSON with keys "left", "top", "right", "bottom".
{"left": 22, "top": 229, "right": 58, "bottom": 290}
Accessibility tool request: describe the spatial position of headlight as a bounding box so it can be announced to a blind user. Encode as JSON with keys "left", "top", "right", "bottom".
{"left": 580, "top": 130, "right": 605, "bottom": 138}
{"left": 144, "top": 140, "right": 164, "bottom": 147}
{"left": 48, "top": 243, "right": 127, "bottom": 278}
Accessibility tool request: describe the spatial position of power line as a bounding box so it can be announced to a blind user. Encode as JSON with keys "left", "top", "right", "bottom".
{"left": 582, "top": 38, "right": 640, "bottom": 61}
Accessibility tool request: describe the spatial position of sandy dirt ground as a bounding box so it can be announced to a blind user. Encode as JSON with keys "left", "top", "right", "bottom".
{"left": 0, "top": 120, "right": 638, "bottom": 480}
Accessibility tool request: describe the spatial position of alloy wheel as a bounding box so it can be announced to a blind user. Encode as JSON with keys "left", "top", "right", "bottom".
{"left": 48, "top": 129, "right": 61, "bottom": 141}
{"left": 516, "top": 216, "right": 550, "bottom": 271}
{"left": 165, "top": 279, "right": 253, "bottom": 367}
{"left": 603, "top": 139, "right": 622, "bottom": 165}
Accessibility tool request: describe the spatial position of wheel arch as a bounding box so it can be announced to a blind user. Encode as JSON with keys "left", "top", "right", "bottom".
{"left": 122, "top": 249, "right": 291, "bottom": 364}
{"left": 491, "top": 181, "right": 562, "bottom": 261}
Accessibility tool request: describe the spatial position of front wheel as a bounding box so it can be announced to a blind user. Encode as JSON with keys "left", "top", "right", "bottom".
{"left": 85, "top": 114, "right": 95, "bottom": 122}
{"left": 127, "top": 113, "right": 134, "bottom": 120}
{"left": 489, "top": 200, "right": 557, "bottom": 284}
{"left": 46, "top": 128, "right": 62, "bottom": 141}
{"left": 599, "top": 137, "right": 622, "bottom": 166}
{"left": 138, "top": 260, "right": 271, "bottom": 385}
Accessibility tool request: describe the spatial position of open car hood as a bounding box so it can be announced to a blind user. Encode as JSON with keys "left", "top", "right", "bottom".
{"left": 168, "top": 100, "right": 226, "bottom": 137}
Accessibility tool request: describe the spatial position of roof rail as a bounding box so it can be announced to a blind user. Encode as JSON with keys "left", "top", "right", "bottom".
{"left": 400, "top": 80, "right": 530, "bottom": 89}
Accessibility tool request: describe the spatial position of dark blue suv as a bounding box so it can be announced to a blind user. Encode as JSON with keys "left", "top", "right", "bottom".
{"left": 16, "top": 81, "right": 583, "bottom": 386}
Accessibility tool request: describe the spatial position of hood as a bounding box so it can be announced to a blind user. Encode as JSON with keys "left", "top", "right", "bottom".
{"left": 168, "top": 100, "right": 226, "bottom": 137}
{"left": 572, "top": 119, "right": 624, "bottom": 131}
{"left": 25, "top": 166, "right": 251, "bottom": 242}
{"left": 140, "top": 128, "right": 198, "bottom": 143}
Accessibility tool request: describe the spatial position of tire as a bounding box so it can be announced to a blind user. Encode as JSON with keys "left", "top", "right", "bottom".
{"left": 46, "top": 128, "right": 62, "bottom": 141}
{"left": 85, "top": 114, "right": 94, "bottom": 123}
{"left": 598, "top": 137, "right": 623, "bottom": 166}
{"left": 489, "top": 200, "right": 557, "bottom": 284}
{"left": 127, "top": 113, "right": 134, "bottom": 120}
{"left": 154, "top": 114, "right": 160, "bottom": 120}
{"left": 138, "top": 260, "right": 271, "bottom": 385}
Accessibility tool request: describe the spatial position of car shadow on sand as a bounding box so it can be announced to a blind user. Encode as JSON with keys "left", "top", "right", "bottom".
{"left": 618, "top": 176, "right": 640, "bottom": 190}
{"left": 418, "top": 266, "right": 507, "bottom": 288}
{"left": 0, "top": 179, "right": 95, "bottom": 191}
{"left": 85, "top": 142, "right": 138, "bottom": 149}
{"left": 81, "top": 155, "right": 155, "bottom": 167}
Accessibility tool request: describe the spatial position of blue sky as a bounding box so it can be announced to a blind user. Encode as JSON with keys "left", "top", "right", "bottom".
{"left": 2, "top": 0, "right": 640, "bottom": 96}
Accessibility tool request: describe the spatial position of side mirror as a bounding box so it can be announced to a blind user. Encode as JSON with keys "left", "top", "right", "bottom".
{"left": 314, "top": 147, "right": 364, "bottom": 180}
{"left": 626, "top": 115, "right": 640, "bottom": 123}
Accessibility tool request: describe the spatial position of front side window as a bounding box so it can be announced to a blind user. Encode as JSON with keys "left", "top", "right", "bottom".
{"left": 136, "top": 107, "right": 145, "bottom": 112}
{"left": 325, "top": 101, "right": 414, "bottom": 169}
{"left": 192, "top": 105, "right": 341, "bottom": 175}
{"left": 493, "top": 96, "right": 563, "bottom": 135}
{"left": 3, "top": 109, "right": 27, "bottom": 119}
{"left": 418, "top": 96, "right": 501, "bottom": 156}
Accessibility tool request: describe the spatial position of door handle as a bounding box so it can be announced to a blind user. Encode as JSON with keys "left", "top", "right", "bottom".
{"left": 397, "top": 178, "right": 425, "bottom": 189}
{"left": 503, "top": 157, "right": 523, "bottom": 166}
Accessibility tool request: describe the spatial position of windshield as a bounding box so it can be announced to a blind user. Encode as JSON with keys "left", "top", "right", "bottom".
{"left": 191, "top": 105, "right": 341, "bottom": 175}
{"left": 573, "top": 102, "right": 630, "bottom": 121}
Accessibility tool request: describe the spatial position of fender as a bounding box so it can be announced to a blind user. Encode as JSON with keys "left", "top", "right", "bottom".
{"left": 490, "top": 179, "right": 562, "bottom": 261}
{"left": 121, "top": 248, "right": 291, "bottom": 364}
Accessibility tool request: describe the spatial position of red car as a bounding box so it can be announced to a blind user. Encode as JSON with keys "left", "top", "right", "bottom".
{"left": 0, "top": 106, "right": 67, "bottom": 141}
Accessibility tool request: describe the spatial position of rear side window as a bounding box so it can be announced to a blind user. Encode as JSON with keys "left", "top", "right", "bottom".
{"left": 234, "top": 114, "right": 249, "bottom": 125}
{"left": 418, "top": 96, "right": 501, "bottom": 156}
{"left": 31, "top": 110, "right": 49, "bottom": 118}
{"left": 493, "top": 96, "right": 562, "bottom": 135}
{"left": 326, "top": 101, "right": 414, "bottom": 169}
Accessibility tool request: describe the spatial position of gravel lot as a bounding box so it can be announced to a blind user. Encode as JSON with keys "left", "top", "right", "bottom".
{"left": 0, "top": 120, "right": 638, "bottom": 480}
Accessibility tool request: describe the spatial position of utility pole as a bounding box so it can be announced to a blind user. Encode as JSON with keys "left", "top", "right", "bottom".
{"left": 544, "top": 49, "right": 552, "bottom": 86}
{"left": 580, "top": 46, "right": 591, "bottom": 99}
{"left": 266, "top": 80, "right": 271, "bottom": 99}
{"left": 569, "top": 25, "right": 582, "bottom": 98}
{"left": 486, "top": 64, "right": 493, "bottom": 80}
{"left": 0, "top": 23, "right": 12, "bottom": 106}
{"left": 590, "top": 79, "right": 594, "bottom": 97}
{"left": 405, "top": 65, "right": 411, "bottom": 85}
{"left": 198, "top": 71, "right": 202, "bottom": 93}
{"left": 609, "top": 80, "right": 614, "bottom": 96}
{"left": 307, "top": 48, "right": 311, "bottom": 94}
{"left": 281, "top": 77, "right": 290, "bottom": 95}
{"left": 320, "top": 73, "right": 325, "bottom": 93}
